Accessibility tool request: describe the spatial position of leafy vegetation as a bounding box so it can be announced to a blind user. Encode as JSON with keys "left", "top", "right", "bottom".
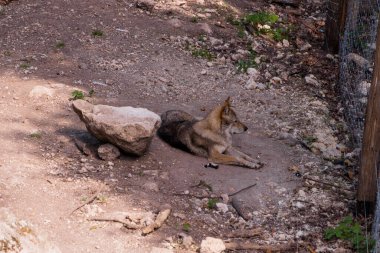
{"left": 236, "top": 50, "right": 257, "bottom": 73}
{"left": 92, "top": 29, "right": 104, "bottom": 37}
{"left": 29, "top": 131, "right": 42, "bottom": 139}
{"left": 71, "top": 90, "right": 85, "bottom": 100}
{"left": 19, "top": 63, "right": 30, "bottom": 69}
{"left": 324, "top": 216, "right": 375, "bottom": 253}
{"left": 191, "top": 48, "right": 215, "bottom": 61}
{"left": 207, "top": 198, "right": 218, "bottom": 209}
{"left": 229, "top": 11, "right": 290, "bottom": 41}
{"left": 182, "top": 222, "right": 191, "bottom": 232}
{"left": 55, "top": 41, "right": 65, "bottom": 49}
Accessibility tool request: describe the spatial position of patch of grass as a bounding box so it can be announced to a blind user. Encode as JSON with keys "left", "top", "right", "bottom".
{"left": 191, "top": 48, "right": 215, "bottom": 61}
{"left": 207, "top": 198, "right": 218, "bottom": 209}
{"left": 55, "top": 41, "right": 65, "bottom": 49}
{"left": 198, "top": 34, "right": 207, "bottom": 42}
{"left": 324, "top": 216, "right": 375, "bottom": 253}
{"left": 97, "top": 195, "right": 107, "bottom": 204}
{"left": 303, "top": 135, "right": 317, "bottom": 145}
{"left": 92, "top": 29, "right": 104, "bottom": 37}
{"left": 236, "top": 50, "right": 257, "bottom": 73}
{"left": 190, "top": 16, "right": 198, "bottom": 23}
{"left": 29, "top": 132, "right": 42, "bottom": 139}
{"left": 182, "top": 222, "right": 191, "bottom": 232}
{"left": 88, "top": 89, "right": 95, "bottom": 97}
{"left": 242, "top": 12, "right": 279, "bottom": 27}
{"left": 3, "top": 50, "right": 11, "bottom": 57}
{"left": 71, "top": 90, "right": 85, "bottom": 100}
{"left": 19, "top": 63, "right": 30, "bottom": 69}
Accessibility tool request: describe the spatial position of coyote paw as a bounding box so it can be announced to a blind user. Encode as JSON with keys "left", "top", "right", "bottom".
{"left": 247, "top": 161, "right": 264, "bottom": 169}
{"left": 204, "top": 162, "right": 219, "bottom": 169}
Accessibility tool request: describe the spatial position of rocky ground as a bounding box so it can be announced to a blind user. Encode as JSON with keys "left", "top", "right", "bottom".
{"left": 0, "top": 0, "right": 363, "bottom": 252}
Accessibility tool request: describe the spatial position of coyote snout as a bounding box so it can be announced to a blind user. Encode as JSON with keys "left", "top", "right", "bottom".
{"left": 157, "top": 97, "right": 263, "bottom": 169}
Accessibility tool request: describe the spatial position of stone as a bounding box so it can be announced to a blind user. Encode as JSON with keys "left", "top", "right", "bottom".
{"left": 216, "top": 203, "right": 228, "bottom": 213}
{"left": 246, "top": 67, "right": 259, "bottom": 80}
{"left": 168, "top": 18, "right": 182, "bottom": 28}
{"left": 200, "top": 237, "right": 226, "bottom": 253}
{"left": 0, "top": 208, "right": 62, "bottom": 253}
{"left": 305, "top": 74, "right": 320, "bottom": 87}
{"left": 150, "top": 247, "right": 173, "bottom": 253}
{"left": 300, "top": 43, "right": 312, "bottom": 51}
{"left": 135, "top": 0, "right": 155, "bottom": 11}
{"left": 209, "top": 37, "right": 223, "bottom": 47}
{"left": 346, "top": 53, "right": 369, "bottom": 69}
{"left": 282, "top": 39, "right": 290, "bottom": 47}
{"left": 199, "top": 23, "right": 212, "bottom": 34}
{"left": 143, "top": 182, "right": 159, "bottom": 192}
{"left": 272, "top": 0, "right": 301, "bottom": 7}
{"left": 271, "top": 77, "right": 283, "bottom": 84}
{"left": 72, "top": 100, "right": 161, "bottom": 156}
{"left": 98, "top": 143, "right": 120, "bottom": 161}
{"left": 29, "top": 86, "right": 54, "bottom": 98}
{"left": 179, "top": 233, "right": 193, "bottom": 248}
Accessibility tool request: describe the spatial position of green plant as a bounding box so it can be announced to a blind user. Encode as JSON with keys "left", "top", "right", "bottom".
{"left": 29, "top": 131, "right": 42, "bottom": 139}
{"left": 191, "top": 48, "right": 215, "bottom": 61}
{"left": 3, "top": 50, "right": 11, "bottom": 57}
{"left": 56, "top": 41, "right": 65, "bottom": 49}
{"left": 190, "top": 16, "right": 198, "bottom": 23}
{"left": 303, "top": 135, "right": 317, "bottom": 145}
{"left": 92, "top": 29, "right": 104, "bottom": 37}
{"left": 207, "top": 198, "right": 218, "bottom": 209}
{"left": 236, "top": 50, "right": 257, "bottom": 73}
{"left": 71, "top": 90, "right": 85, "bottom": 100}
{"left": 198, "top": 34, "right": 206, "bottom": 42}
{"left": 19, "top": 63, "right": 30, "bottom": 69}
{"left": 88, "top": 89, "right": 95, "bottom": 97}
{"left": 324, "top": 216, "right": 375, "bottom": 253}
{"left": 242, "top": 12, "right": 279, "bottom": 27}
{"left": 182, "top": 222, "right": 191, "bottom": 232}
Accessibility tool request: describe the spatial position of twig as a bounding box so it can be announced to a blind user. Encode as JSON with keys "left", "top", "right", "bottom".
{"left": 225, "top": 242, "right": 298, "bottom": 252}
{"left": 307, "top": 245, "right": 317, "bottom": 253}
{"left": 88, "top": 217, "right": 141, "bottom": 229}
{"left": 228, "top": 183, "right": 257, "bottom": 197}
{"left": 71, "top": 190, "right": 100, "bottom": 215}
{"left": 225, "top": 228, "right": 263, "bottom": 238}
{"left": 303, "top": 176, "right": 350, "bottom": 190}
{"left": 173, "top": 193, "right": 210, "bottom": 199}
{"left": 142, "top": 209, "right": 171, "bottom": 235}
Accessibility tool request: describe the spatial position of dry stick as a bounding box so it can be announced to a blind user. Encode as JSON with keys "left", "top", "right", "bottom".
{"left": 225, "top": 242, "right": 297, "bottom": 252}
{"left": 303, "top": 176, "right": 350, "bottom": 190}
{"left": 71, "top": 190, "right": 100, "bottom": 215}
{"left": 142, "top": 209, "right": 171, "bottom": 235}
{"left": 228, "top": 183, "right": 257, "bottom": 197}
{"left": 225, "top": 228, "right": 263, "bottom": 239}
{"left": 88, "top": 217, "right": 141, "bottom": 229}
{"left": 173, "top": 193, "right": 209, "bottom": 199}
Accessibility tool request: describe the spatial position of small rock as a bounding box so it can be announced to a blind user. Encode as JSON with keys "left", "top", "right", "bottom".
{"left": 305, "top": 74, "right": 320, "bottom": 87}
{"left": 200, "top": 237, "right": 226, "bottom": 253}
{"left": 207, "top": 62, "right": 213, "bottom": 67}
{"left": 150, "top": 247, "right": 173, "bottom": 253}
{"left": 201, "top": 69, "right": 207, "bottom": 75}
{"left": 135, "top": 0, "right": 155, "bottom": 11}
{"left": 270, "top": 77, "right": 283, "bottom": 84}
{"left": 97, "top": 143, "right": 120, "bottom": 161}
{"left": 346, "top": 53, "right": 369, "bottom": 69}
{"left": 179, "top": 233, "right": 194, "bottom": 248}
{"left": 282, "top": 39, "right": 290, "bottom": 47}
{"left": 199, "top": 23, "right": 212, "bottom": 34}
{"left": 168, "top": 18, "right": 182, "bottom": 28}
{"left": 220, "top": 194, "right": 229, "bottom": 204}
{"left": 246, "top": 67, "right": 259, "bottom": 80}
{"left": 300, "top": 43, "right": 312, "bottom": 51}
{"left": 29, "top": 86, "right": 54, "bottom": 98}
{"left": 209, "top": 37, "right": 223, "bottom": 46}
{"left": 143, "top": 182, "right": 159, "bottom": 192}
{"left": 216, "top": 203, "right": 228, "bottom": 213}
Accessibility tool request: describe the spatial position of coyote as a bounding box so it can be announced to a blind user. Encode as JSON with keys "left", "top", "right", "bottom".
{"left": 157, "top": 97, "right": 263, "bottom": 169}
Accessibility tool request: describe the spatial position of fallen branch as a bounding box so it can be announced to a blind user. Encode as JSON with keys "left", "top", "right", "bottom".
{"left": 88, "top": 217, "right": 141, "bottom": 229}
{"left": 71, "top": 190, "right": 100, "bottom": 215}
{"left": 225, "top": 228, "right": 263, "bottom": 238}
{"left": 228, "top": 183, "right": 257, "bottom": 197}
{"left": 225, "top": 242, "right": 298, "bottom": 252}
{"left": 142, "top": 209, "right": 171, "bottom": 235}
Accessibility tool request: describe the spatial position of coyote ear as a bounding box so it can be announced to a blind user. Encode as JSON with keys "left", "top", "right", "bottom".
{"left": 224, "top": 96, "right": 231, "bottom": 106}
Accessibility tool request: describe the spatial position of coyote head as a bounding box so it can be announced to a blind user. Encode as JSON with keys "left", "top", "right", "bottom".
{"left": 221, "top": 97, "right": 248, "bottom": 134}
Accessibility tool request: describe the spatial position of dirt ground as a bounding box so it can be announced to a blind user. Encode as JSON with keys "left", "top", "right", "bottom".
{"left": 0, "top": 0, "right": 358, "bottom": 252}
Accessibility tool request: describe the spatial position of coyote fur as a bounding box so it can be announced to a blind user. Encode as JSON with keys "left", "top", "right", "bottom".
{"left": 157, "top": 97, "right": 263, "bottom": 169}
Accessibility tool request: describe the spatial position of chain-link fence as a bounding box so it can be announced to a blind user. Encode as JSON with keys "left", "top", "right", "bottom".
{"left": 338, "top": 0, "right": 380, "bottom": 251}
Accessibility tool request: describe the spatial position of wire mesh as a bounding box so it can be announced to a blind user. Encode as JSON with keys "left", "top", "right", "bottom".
{"left": 338, "top": 0, "right": 380, "bottom": 251}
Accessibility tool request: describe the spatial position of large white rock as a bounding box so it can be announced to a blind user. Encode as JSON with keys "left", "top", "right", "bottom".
{"left": 72, "top": 100, "right": 161, "bottom": 156}
{"left": 0, "top": 208, "right": 61, "bottom": 253}
{"left": 200, "top": 237, "right": 226, "bottom": 253}
{"left": 29, "top": 86, "right": 54, "bottom": 98}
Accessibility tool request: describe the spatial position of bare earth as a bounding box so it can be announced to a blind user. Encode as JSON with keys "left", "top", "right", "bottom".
{"left": 0, "top": 0, "right": 355, "bottom": 252}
